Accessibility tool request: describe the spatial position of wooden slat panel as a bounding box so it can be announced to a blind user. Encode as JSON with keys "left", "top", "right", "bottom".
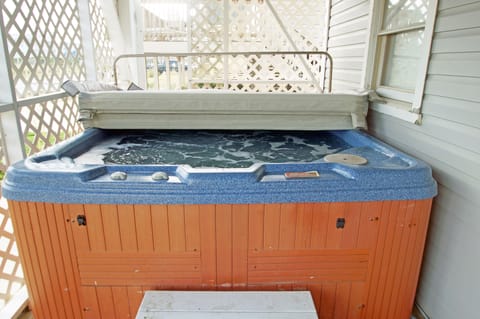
{"left": 310, "top": 203, "right": 330, "bottom": 249}
{"left": 248, "top": 250, "right": 368, "bottom": 283}
{"left": 390, "top": 201, "right": 422, "bottom": 318}
{"left": 295, "top": 203, "right": 314, "bottom": 249}
{"left": 348, "top": 282, "right": 365, "bottom": 319}
{"left": 232, "top": 204, "right": 249, "bottom": 288}
{"left": 127, "top": 286, "right": 145, "bottom": 318}
{"left": 249, "top": 261, "right": 367, "bottom": 272}
{"left": 248, "top": 204, "right": 265, "bottom": 252}
{"left": 135, "top": 205, "right": 154, "bottom": 251}
{"left": 385, "top": 201, "right": 416, "bottom": 319}
{"left": 326, "top": 203, "right": 346, "bottom": 249}
{"left": 78, "top": 251, "right": 201, "bottom": 286}
{"left": 378, "top": 201, "right": 409, "bottom": 318}
{"left": 118, "top": 205, "right": 138, "bottom": 251}
{"left": 10, "top": 200, "right": 432, "bottom": 319}
{"left": 199, "top": 205, "right": 216, "bottom": 287}
{"left": 263, "top": 204, "right": 281, "bottom": 250}
{"left": 248, "top": 270, "right": 366, "bottom": 283}
{"left": 185, "top": 205, "right": 201, "bottom": 252}
{"left": 395, "top": 200, "right": 433, "bottom": 319}
{"left": 53, "top": 203, "right": 83, "bottom": 319}
{"left": 81, "top": 286, "right": 101, "bottom": 319}
{"left": 319, "top": 283, "right": 337, "bottom": 319}
{"left": 279, "top": 204, "right": 298, "bottom": 249}
{"left": 96, "top": 287, "right": 116, "bottom": 319}
{"left": 249, "top": 249, "right": 369, "bottom": 260}
{"left": 28, "top": 202, "right": 63, "bottom": 318}
{"left": 101, "top": 205, "right": 122, "bottom": 251}
{"left": 308, "top": 283, "right": 322, "bottom": 314}
{"left": 363, "top": 201, "right": 393, "bottom": 318}
{"left": 84, "top": 204, "right": 106, "bottom": 252}
{"left": 340, "top": 202, "right": 362, "bottom": 248}
{"left": 79, "top": 263, "right": 198, "bottom": 273}
{"left": 39, "top": 203, "right": 74, "bottom": 318}
{"left": 78, "top": 251, "right": 199, "bottom": 263}
{"left": 11, "top": 202, "right": 49, "bottom": 319}
{"left": 334, "top": 282, "right": 351, "bottom": 319}
{"left": 66, "top": 204, "right": 90, "bottom": 254}
{"left": 82, "top": 277, "right": 202, "bottom": 286}
{"left": 111, "top": 287, "right": 131, "bottom": 319}
{"left": 356, "top": 202, "right": 382, "bottom": 249}
{"left": 216, "top": 204, "right": 233, "bottom": 289}
{"left": 150, "top": 205, "right": 169, "bottom": 252}
{"left": 168, "top": 205, "right": 186, "bottom": 252}
{"left": 81, "top": 271, "right": 200, "bottom": 280}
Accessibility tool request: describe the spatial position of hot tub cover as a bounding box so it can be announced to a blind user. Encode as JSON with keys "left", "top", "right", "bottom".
{"left": 78, "top": 91, "right": 369, "bottom": 130}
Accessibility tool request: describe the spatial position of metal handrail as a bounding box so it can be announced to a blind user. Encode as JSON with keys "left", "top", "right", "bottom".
{"left": 114, "top": 51, "right": 333, "bottom": 93}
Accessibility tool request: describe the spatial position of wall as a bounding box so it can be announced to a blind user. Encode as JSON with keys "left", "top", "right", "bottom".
{"left": 326, "top": 0, "right": 371, "bottom": 92}
{"left": 368, "top": 0, "right": 480, "bottom": 317}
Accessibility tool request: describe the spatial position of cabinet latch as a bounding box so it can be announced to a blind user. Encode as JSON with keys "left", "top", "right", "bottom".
{"left": 77, "top": 215, "right": 87, "bottom": 226}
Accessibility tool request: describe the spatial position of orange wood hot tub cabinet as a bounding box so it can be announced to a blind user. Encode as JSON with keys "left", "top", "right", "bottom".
{"left": 9, "top": 199, "right": 432, "bottom": 319}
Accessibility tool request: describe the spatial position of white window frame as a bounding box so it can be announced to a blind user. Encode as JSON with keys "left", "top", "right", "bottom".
{"left": 363, "top": 0, "right": 438, "bottom": 124}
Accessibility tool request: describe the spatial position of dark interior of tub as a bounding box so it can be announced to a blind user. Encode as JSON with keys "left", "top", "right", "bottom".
{"left": 75, "top": 130, "right": 351, "bottom": 168}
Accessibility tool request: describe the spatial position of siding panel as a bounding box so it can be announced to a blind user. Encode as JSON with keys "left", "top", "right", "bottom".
{"left": 439, "top": 0, "right": 480, "bottom": 10}
{"left": 435, "top": 1, "right": 480, "bottom": 32}
{"left": 326, "top": 0, "right": 369, "bottom": 92}
{"left": 425, "top": 74, "right": 480, "bottom": 103}
{"left": 428, "top": 52, "right": 480, "bottom": 78}
{"left": 421, "top": 95, "right": 480, "bottom": 129}
{"left": 432, "top": 28, "right": 480, "bottom": 53}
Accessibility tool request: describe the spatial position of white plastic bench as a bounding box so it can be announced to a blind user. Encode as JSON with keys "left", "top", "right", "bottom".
{"left": 136, "top": 291, "right": 318, "bottom": 319}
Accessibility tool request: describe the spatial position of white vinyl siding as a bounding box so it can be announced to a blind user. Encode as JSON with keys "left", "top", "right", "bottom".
{"left": 326, "top": 0, "right": 370, "bottom": 92}
{"left": 369, "top": 0, "right": 480, "bottom": 318}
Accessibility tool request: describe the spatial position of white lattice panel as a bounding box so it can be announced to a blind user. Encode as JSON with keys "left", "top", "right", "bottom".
{"left": 1, "top": 0, "right": 86, "bottom": 98}
{"left": 89, "top": 0, "right": 115, "bottom": 83}
{"left": 0, "top": 201, "right": 24, "bottom": 309}
{"left": 189, "top": 0, "right": 225, "bottom": 85}
{"left": 269, "top": 0, "right": 324, "bottom": 51}
{"left": 228, "top": 0, "right": 290, "bottom": 51}
{"left": 142, "top": 0, "right": 188, "bottom": 41}
{"left": 19, "top": 96, "right": 83, "bottom": 156}
{"left": 186, "top": 0, "right": 325, "bottom": 92}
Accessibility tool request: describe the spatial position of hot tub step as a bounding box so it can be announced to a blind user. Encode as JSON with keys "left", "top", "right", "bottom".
{"left": 136, "top": 291, "right": 318, "bottom": 319}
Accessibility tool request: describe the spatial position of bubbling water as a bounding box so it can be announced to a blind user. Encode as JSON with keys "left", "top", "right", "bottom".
{"left": 99, "top": 130, "right": 350, "bottom": 168}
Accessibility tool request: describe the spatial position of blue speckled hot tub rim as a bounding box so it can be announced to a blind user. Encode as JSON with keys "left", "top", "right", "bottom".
{"left": 2, "top": 129, "right": 437, "bottom": 205}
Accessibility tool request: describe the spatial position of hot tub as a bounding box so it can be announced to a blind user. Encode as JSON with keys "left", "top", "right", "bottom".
{"left": 3, "top": 128, "right": 436, "bottom": 319}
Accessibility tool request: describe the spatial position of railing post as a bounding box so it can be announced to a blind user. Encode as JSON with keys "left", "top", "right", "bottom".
{"left": 117, "top": 0, "right": 145, "bottom": 87}
{"left": 77, "top": 0, "right": 98, "bottom": 82}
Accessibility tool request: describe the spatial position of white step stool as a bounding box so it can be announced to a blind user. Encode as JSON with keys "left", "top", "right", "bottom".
{"left": 136, "top": 291, "right": 319, "bottom": 319}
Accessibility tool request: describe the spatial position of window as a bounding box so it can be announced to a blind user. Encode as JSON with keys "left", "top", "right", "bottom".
{"left": 367, "top": 0, "right": 437, "bottom": 123}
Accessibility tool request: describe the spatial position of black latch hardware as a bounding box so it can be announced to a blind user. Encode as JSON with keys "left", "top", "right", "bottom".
{"left": 77, "top": 215, "right": 87, "bottom": 226}
{"left": 336, "top": 218, "right": 345, "bottom": 229}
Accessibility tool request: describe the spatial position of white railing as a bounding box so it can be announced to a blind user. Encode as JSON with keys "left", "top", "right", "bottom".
{"left": 114, "top": 50, "right": 333, "bottom": 93}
